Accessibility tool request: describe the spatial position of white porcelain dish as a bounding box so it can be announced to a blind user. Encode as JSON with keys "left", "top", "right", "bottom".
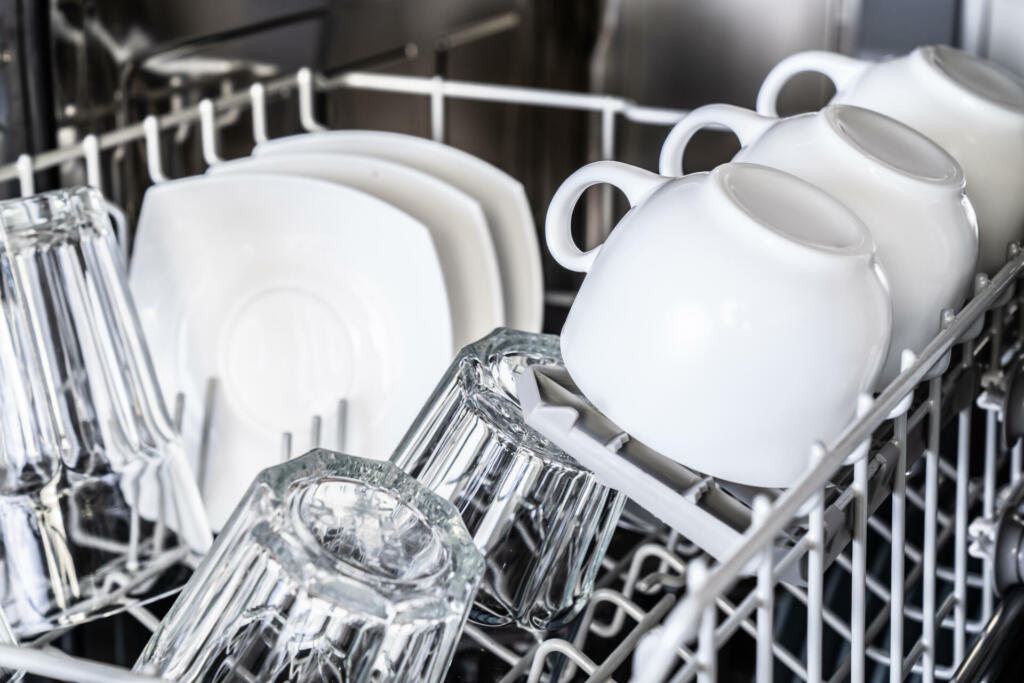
{"left": 129, "top": 173, "right": 452, "bottom": 528}
{"left": 757, "top": 44, "right": 1024, "bottom": 276}
{"left": 547, "top": 161, "right": 892, "bottom": 488}
{"left": 660, "top": 103, "right": 978, "bottom": 387}
{"left": 207, "top": 152, "right": 504, "bottom": 347}
{"left": 255, "top": 131, "right": 544, "bottom": 332}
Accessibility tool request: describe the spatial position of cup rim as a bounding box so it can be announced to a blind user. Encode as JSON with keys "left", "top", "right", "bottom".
{"left": 913, "top": 44, "right": 1024, "bottom": 118}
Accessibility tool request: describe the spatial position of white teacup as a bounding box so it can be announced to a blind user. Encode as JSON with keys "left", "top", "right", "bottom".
{"left": 659, "top": 103, "right": 978, "bottom": 387}
{"left": 546, "top": 161, "right": 892, "bottom": 488}
{"left": 757, "top": 44, "right": 1024, "bottom": 276}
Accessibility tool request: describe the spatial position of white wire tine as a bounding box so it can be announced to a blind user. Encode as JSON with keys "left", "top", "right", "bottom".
{"left": 957, "top": 274, "right": 990, "bottom": 344}
{"left": 684, "top": 557, "right": 715, "bottom": 683}
{"left": 297, "top": 67, "right": 327, "bottom": 132}
{"left": 197, "top": 378, "right": 218, "bottom": 496}
{"left": 924, "top": 309, "right": 956, "bottom": 378}
{"left": 890, "top": 413, "right": 907, "bottom": 683}
{"left": 752, "top": 496, "right": 774, "bottom": 683}
{"left": 172, "top": 392, "right": 185, "bottom": 433}
{"left": 281, "top": 432, "right": 293, "bottom": 462}
{"left": 953, "top": 407, "right": 970, "bottom": 665}
{"left": 982, "top": 407, "right": 997, "bottom": 623}
{"left": 310, "top": 415, "right": 322, "bottom": 448}
{"left": 337, "top": 398, "right": 348, "bottom": 452}
{"left": 198, "top": 99, "right": 222, "bottom": 166}
{"left": 851, "top": 456, "right": 868, "bottom": 683}
{"left": 794, "top": 441, "right": 828, "bottom": 518}
{"left": 886, "top": 349, "right": 918, "bottom": 419}
{"left": 806, "top": 444, "right": 825, "bottom": 683}
{"left": 16, "top": 153, "right": 34, "bottom": 196}
{"left": 430, "top": 74, "right": 445, "bottom": 142}
{"left": 922, "top": 446, "right": 939, "bottom": 683}
{"left": 249, "top": 82, "right": 269, "bottom": 145}
{"left": 142, "top": 115, "right": 168, "bottom": 183}
{"left": 82, "top": 134, "right": 103, "bottom": 191}
{"left": 843, "top": 393, "right": 874, "bottom": 465}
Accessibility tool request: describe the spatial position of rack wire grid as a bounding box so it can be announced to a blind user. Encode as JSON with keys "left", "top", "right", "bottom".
{"left": 0, "top": 64, "right": 1019, "bottom": 683}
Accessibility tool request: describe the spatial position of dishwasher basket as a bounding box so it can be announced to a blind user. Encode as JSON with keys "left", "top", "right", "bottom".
{"left": 0, "top": 62, "right": 1018, "bottom": 683}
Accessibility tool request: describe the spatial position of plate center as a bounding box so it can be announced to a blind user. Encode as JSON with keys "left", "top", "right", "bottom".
{"left": 221, "top": 286, "right": 354, "bottom": 431}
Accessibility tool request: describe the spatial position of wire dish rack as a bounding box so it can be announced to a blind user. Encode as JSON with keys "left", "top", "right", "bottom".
{"left": 0, "top": 62, "right": 1020, "bottom": 683}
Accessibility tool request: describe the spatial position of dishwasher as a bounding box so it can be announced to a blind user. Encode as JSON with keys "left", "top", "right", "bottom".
{"left": 0, "top": 2, "right": 1021, "bottom": 682}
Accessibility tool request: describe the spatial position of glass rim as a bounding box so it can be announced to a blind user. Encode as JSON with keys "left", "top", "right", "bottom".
{"left": 0, "top": 186, "right": 111, "bottom": 243}
{"left": 459, "top": 328, "right": 582, "bottom": 467}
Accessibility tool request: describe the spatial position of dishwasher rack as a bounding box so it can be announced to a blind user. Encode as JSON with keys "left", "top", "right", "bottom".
{"left": 0, "top": 65, "right": 1019, "bottom": 683}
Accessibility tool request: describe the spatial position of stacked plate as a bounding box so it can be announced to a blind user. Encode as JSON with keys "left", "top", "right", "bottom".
{"left": 129, "top": 130, "right": 544, "bottom": 528}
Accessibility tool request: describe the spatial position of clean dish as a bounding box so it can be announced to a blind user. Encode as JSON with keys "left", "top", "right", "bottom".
{"left": 391, "top": 328, "right": 625, "bottom": 630}
{"left": 129, "top": 173, "right": 452, "bottom": 528}
{"left": 254, "top": 131, "right": 543, "bottom": 332}
{"left": 547, "top": 161, "right": 892, "bottom": 488}
{"left": 207, "top": 153, "right": 503, "bottom": 348}
{"left": 757, "top": 45, "right": 1024, "bottom": 276}
{"left": 660, "top": 103, "right": 977, "bottom": 387}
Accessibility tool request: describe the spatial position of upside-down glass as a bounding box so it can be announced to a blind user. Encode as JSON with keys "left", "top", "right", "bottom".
{"left": 134, "top": 449, "right": 483, "bottom": 682}
{"left": 391, "top": 328, "right": 626, "bottom": 630}
{"left": 0, "top": 187, "right": 212, "bottom": 636}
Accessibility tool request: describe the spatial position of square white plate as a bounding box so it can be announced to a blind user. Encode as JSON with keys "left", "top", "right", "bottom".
{"left": 129, "top": 172, "right": 452, "bottom": 528}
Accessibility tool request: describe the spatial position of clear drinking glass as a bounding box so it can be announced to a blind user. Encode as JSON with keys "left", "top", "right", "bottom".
{"left": 134, "top": 449, "right": 483, "bottom": 683}
{"left": 391, "top": 328, "right": 626, "bottom": 630}
{"left": 0, "top": 187, "right": 212, "bottom": 636}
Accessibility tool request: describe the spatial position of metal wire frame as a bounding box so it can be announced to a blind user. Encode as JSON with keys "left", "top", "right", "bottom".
{"left": 500, "top": 276, "right": 1019, "bottom": 683}
{"left": 0, "top": 65, "right": 1015, "bottom": 683}
{"left": 628, "top": 257, "right": 1024, "bottom": 683}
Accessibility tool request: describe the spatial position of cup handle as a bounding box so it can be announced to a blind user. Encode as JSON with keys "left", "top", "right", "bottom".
{"left": 658, "top": 104, "right": 776, "bottom": 177}
{"left": 545, "top": 161, "right": 670, "bottom": 273}
{"left": 755, "top": 50, "right": 871, "bottom": 117}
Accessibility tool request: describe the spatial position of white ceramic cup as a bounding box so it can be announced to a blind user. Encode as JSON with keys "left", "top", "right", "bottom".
{"left": 546, "top": 161, "right": 892, "bottom": 488}
{"left": 659, "top": 103, "right": 978, "bottom": 387}
{"left": 757, "top": 44, "right": 1024, "bottom": 276}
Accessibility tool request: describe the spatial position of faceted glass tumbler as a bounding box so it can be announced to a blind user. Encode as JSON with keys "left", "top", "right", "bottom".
{"left": 134, "top": 449, "right": 484, "bottom": 683}
{"left": 0, "top": 187, "right": 211, "bottom": 636}
{"left": 391, "top": 328, "right": 626, "bottom": 630}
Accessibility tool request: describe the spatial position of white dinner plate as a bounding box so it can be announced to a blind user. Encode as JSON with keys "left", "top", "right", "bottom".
{"left": 129, "top": 173, "right": 452, "bottom": 528}
{"left": 206, "top": 152, "right": 504, "bottom": 348}
{"left": 255, "top": 131, "right": 544, "bottom": 332}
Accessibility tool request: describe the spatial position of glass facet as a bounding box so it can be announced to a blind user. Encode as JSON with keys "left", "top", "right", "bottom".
{"left": 392, "top": 328, "right": 626, "bottom": 630}
{"left": 0, "top": 187, "right": 212, "bottom": 636}
{"left": 135, "top": 449, "right": 483, "bottom": 683}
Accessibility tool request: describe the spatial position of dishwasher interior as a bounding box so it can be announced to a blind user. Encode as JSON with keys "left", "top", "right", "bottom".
{"left": 0, "top": 1, "right": 1023, "bottom": 681}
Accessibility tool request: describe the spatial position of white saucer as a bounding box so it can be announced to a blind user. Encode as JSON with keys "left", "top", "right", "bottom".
{"left": 255, "top": 131, "right": 544, "bottom": 332}
{"left": 129, "top": 173, "right": 452, "bottom": 528}
{"left": 206, "top": 152, "right": 504, "bottom": 347}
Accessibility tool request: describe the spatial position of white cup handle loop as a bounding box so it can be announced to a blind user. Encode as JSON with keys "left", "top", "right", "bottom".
{"left": 545, "top": 160, "right": 669, "bottom": 273}
{"left": 756, "top": 51, "right": 870, "bottom": 117}
{"left": 658, "top": 104, "right": 776, "bottom": 177}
